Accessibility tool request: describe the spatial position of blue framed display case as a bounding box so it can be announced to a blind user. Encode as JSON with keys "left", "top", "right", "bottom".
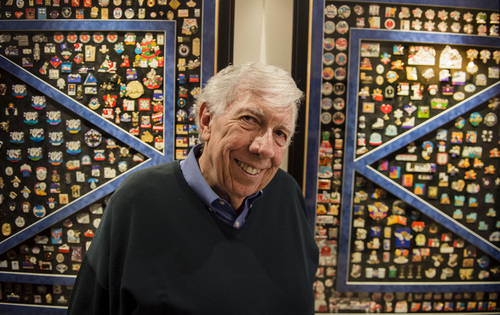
{"left": 305, "top": 0, "right": 500, "bottom": 313}
{"left": 0, "top": 1, "right": 216, "bottom": 313}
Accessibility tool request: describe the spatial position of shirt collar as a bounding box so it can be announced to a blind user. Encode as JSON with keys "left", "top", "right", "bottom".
{"left": 180, "top": 144, "right": 263, "bottom": 228}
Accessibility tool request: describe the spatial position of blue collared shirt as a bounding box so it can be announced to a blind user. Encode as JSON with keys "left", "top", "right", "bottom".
{"left": 180, "top": 144, "right": 262, "bottom": 229}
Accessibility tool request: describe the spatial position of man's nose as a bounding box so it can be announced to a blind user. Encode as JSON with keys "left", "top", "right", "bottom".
{"left": 249, "top": 129, "right": 275, "bottom": 159}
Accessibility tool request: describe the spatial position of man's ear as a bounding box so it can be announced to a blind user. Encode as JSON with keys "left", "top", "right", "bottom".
{"left": 198, "top": 102, "right": 212, "bottom": 141}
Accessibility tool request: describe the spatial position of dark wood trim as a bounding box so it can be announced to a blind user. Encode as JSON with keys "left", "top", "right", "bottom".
{"left": 289, "top": 0, "right": 310, "bottom": 190}
{"left": 216, "top": 0, "right": 235, "bottom": 72}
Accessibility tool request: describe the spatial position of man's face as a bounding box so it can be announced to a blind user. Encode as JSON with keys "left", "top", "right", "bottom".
{"left": 198, "top": 97, "right": 294, "bottom": 209}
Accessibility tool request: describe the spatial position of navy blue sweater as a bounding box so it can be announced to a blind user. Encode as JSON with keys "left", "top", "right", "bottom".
{"left": 68, "top": 161, "right": 318, "bottom": 314}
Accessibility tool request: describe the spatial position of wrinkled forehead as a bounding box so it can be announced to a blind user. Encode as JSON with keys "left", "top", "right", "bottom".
{"left": 225, "top": 97, "right": 295, "bottom": 136}
{"left": 231, "top": 91, "right": 296, "bottom": 117}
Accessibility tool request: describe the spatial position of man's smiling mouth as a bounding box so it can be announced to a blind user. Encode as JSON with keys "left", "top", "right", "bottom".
{"left": 236, "top": 159, "right": 261, "bottom": 175}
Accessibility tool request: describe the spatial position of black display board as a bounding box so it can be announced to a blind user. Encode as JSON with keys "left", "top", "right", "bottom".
{"left": 298, "top": 0, "right": 500, "bottom": 313}
{"left": 0, "top": 1, "right": 223, "bottom": 313}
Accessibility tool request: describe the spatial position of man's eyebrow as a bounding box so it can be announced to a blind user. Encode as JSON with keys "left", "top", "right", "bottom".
{"left": 246, "top": 107, "right": 264, "bottom": 117}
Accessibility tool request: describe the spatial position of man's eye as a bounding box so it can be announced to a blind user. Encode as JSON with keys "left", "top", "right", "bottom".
{"left": 275, "top": 130, "right": 287, "bottom": 139}
{"left": 242, "top": 116, "right": 255, "bottom": 122}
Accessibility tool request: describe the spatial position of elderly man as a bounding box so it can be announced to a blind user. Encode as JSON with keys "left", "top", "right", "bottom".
{"left": 68, "top": 63, "right": 318, "bottom": 314}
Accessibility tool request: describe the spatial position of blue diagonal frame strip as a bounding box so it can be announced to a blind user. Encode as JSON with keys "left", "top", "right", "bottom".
{"left": 338, "top": 28, "right": 500, "bottom": 292}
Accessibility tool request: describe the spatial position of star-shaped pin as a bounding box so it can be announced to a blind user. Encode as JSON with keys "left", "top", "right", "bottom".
{"left": 380, "top": 52, "right": 391, "bottom": 65}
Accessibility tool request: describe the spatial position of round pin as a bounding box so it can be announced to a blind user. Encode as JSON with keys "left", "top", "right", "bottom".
{"left": 464, "top": 84, "right": 476, "bottom": 93}
{"left": 33, "top": 205, "right": 46, "bottom": 218}
{"left": 322, "top": 98, "right": 332, "bottom": 110}
{"left": 325, "top": 4, "right": 337, "bottom": 18}
{"left": 66, "top": 32, "right": 78, "bottom": 44}
{"left": 80, "top": 32, "right": 91, "bottom": 43}
{"left": 177, "top": 98, "right": 186, "bottom": 107}
{"left": 54, "top": 32, "right": 64, "bottom": 44}
{"left": 125, "top": 8, "right": 135, "bottom": 19}
{"left": 336, "top": 21, "right": 349, "bottom": 34}
{"left": 93, "top": 32, "right": 105, "bottom": 43}
{"left": 15, "top": 216, "right": 25, "bottom": 227}
{"left": 333, "top": 98, "right": 345, "bottom": 110}
{"left": 323, "top": 52, "right": 334, "bottom": 65}
{"left": 107, "top": 32, "right": 118, "bottom": 43}
{"left": 85, "top": 129, "right": 102, "bottom": 147}
{"left": 332, "top": 112, "right": 345, "bottom": 124}
{"left": 333, "top": 82, "right": 346, "bottom": 95}
{"left": 334, "top": 67, "right": 346, "bottom": 80}
{"left": 335, "top": 52, "right": 347, "bottom": 66}
{"left": 113, "top": 7, "right": 122, "bottom": 19}
{"left": 50, "top": 10, "right": 59, "bottom": 18}
{"left": 56, "top": 253, "right": 65, "bottom": 263}
{"left": 322, "top": 82, "right": 333, "bottom": 95}
{"left": 321, "top": 112, "right": 332, "bottom": 124}
{"left": 453, "top": 92, "right": 465, "bottom": 101}
{"left": 178, "top": 45, "right": 190, "bottom": 56}
{"left": 323, "top": 38, "right": 335, "bottom": 51}
{"left": 482, "top": 178, "right": 493, "bottom": 189}
{"left": 324, "top": 21, "right": 335, "bottom": 34}
{"left": 338, "top": 5, "right": 351, "bottom": 18}
{"left": 322, "top": 67, "right": 334, "bottom": 80}
{"left": 336, "top": 38, "right": 347, "bottom": 51}
{"left": 484, "top": 112, "right": 497, "bottom": 127}
{"left": 385, "top": 19, "right": 395, "bottom": 29}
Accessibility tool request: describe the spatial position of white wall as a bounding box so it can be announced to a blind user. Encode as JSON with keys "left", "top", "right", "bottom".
{"left": 233, "top": 0, "right": 295, "bottom": 169}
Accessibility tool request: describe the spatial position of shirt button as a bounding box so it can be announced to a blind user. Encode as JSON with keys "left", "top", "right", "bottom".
{"left": 234, "top": 221, "right": 241, "bottom": 228}
{"left": 218, "top": 201, "right": 225, "bottom": 206}
{"left": 208, "top": 208, "right": 214, "bottom": 212}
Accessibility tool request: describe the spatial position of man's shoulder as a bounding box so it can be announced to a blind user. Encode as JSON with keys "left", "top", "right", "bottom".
{"left": 126, "top": 160, "right": 180, "bottom": 180}
{"left": 265, "top": 169, "right": 301, "bottom": 193}
{"left": 270, "top": 168, "right": 298, "bottom": 185}
{"left": 116, "top": 161, "right": 181, "bottom": 194}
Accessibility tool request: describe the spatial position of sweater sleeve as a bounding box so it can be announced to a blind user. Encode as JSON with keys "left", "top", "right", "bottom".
{"left": 67, "top": 255, "right": 110, "bottom": 315}
{"left": 67, "top": 163, "right": 175, "bottom": 314}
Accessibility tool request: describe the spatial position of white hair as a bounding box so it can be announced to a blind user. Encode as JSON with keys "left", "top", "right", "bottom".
{"left": 194, "top": 62, "right": 303, "bottom": 141}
